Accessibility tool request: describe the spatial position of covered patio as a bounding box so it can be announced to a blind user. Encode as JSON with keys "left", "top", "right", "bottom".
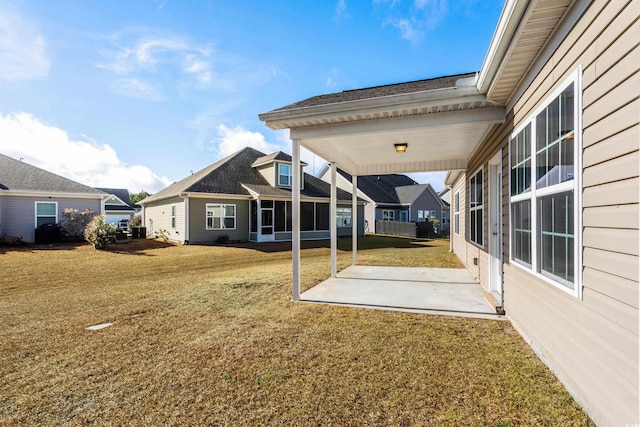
{"left": 301, "top": 265, "right": 502, "bottom": 319}
{"left": 259, "top": 72, "right": 505, "bottom": 314}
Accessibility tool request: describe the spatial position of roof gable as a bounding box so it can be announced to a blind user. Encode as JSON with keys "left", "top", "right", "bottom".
{"left": 340, "top": 171, "right": 417, "bottom": 204}
{"left": 96, "top": 188, "right": 134, "bottom": 208}
{"left": 0, "top": 153, "right": 104, "bottom": 195}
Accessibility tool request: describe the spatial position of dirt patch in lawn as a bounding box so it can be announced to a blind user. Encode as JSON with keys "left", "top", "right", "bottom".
{"left": 0, "top": 237, "right": 593, "bottom": 426}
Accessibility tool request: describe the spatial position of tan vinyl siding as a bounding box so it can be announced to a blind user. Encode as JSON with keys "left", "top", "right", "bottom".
{"left": 143, "top": 197, "right": 186, "bottom": 243}
{"left": 187, "top": 197, "right": 250, "bottom": 243}
{"left": 486, "top": 1, "right": 640, "bottom": 425}
{"left": 256, "top": 164, "right": 276, "bottom": 187}
{"left": 0, "top": 195, "right": 102, "bottom": 242}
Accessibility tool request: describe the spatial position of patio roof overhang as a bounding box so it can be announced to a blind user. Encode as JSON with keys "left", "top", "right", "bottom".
{"left": 260, "top": 76, "right": 505, "bottom": 176}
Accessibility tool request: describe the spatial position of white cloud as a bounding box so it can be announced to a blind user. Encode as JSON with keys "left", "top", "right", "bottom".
{"left": 110, "top": 78, "right": 165, "bottom": 101}
{"left": 0, "top": 112, "right": 171, "bottom": 192}
{"left": 211, "top": 124, "right": 279, "bottom": 157}
{"left": 0, "top": 8, "right": 50, "bottom": 81}
{"left": 378, "top": 0, "right": 449, "bottom": 44}
{"left": 334, "top": 0, "right": 350, "bottom": 21}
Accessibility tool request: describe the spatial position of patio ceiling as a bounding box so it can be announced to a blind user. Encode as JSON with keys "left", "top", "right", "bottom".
{"left": 260, "top": 75, "right": 505, "bottom": 176}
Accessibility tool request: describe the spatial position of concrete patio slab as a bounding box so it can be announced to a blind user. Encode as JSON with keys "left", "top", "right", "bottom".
{"left": 301, "top": 265, "right": 503, "bottom": 320}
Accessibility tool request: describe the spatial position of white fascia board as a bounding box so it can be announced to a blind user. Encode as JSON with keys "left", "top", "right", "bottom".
{"left": 183, "top": 193, "right": 251, "bottom": 200}
{"left": 476, "top": 0, "right": 530, "bottom": 93}
{"left": 0, "top": 190, "right": 106, "bottom": 199}
{"left": 261, "top": 86, "right": 488, "bottom": 130}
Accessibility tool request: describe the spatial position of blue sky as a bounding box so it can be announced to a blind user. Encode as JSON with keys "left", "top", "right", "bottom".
{"left": 0, "top": 0, "right": 503, "bottom": 193}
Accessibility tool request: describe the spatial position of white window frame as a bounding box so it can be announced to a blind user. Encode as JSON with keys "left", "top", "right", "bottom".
{"left": 454, "top": 191, "right": 460, "bottom": 235}
{"left": 469, "top": 168, "right": 484, "bottom": 247}
{"left": 508, "top": 67, "right": 582, "bottom": 299}
{"left": 278, "top": 163, "right": 292, "bottom": 187}
{"left": 171, "top": 205, "right": 176, "bottom": 229}
{"left": 35, "top": 201, "right": 58, "bottom": 228}
{"left": 382, "top": 210, "right": 395, "bottom": 221}
{"left": 206, "top": 203, "right": 236, "bottom": 230}
{"left": 417, "top": 210, "right": 424, "bottom": 222}
{"left": 441, "top": 211, "right": 446, "bottom": 224}
{"left": 430, "top": 210, "right": 436, "bottom": 219}
{"left": 336, "top": 206, "right": 352, "bottom": 227}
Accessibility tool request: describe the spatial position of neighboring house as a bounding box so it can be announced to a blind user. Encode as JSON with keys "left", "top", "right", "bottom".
{"left": 95, "top": 188, "right": 135, "bottom": 226}
{"left": 259, "top": 1, "right": 639, "bottom": 425}
{"left": 317, "top": 167, "right": 447, "bottom": 233}
{"left": 0, "top": 153, "right": 107, "bottom": 242}
{"left": 138, "top": 147, "right": 364, "bottom": 244}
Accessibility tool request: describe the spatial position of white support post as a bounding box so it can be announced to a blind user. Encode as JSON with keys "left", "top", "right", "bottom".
{"left": 352, "top": 174, "right": 357, "bottom": 266}
{"left": 292, "top": 139, "right": 301, "bottom": 301}
{"left": 330, "top": 162, "right": 337, "bottom": 278}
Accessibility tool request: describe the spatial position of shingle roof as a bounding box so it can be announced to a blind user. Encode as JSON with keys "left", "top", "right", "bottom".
{"left": 141, "top": 147, "right": 354, "bottom": 204}
{"left": 0, "top": 153, "right": 105, "bottom": 195}
{"left": 96, "top": 187, "right": 135, "bottom": 211}
{"left": 395, "top": 184, "right": 430, "bottom": 205}
{"left": 337, "top": 169, "right": 418, "bottom": 204}
{"left": 270, "top": 72, "right": 477, "bottom": 112}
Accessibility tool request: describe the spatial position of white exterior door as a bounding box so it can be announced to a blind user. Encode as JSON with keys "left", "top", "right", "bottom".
{"left": 488, "top": 151, "right": 503, "bottom": 307}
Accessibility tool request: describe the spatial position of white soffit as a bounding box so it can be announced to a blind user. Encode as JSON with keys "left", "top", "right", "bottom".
{"left": 293, "top": 107, "right": 504, "bottom": 175}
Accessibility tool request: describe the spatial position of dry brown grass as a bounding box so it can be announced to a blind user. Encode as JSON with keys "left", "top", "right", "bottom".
{"left": 0, "top": 237, "right": 593, "bottom": 426}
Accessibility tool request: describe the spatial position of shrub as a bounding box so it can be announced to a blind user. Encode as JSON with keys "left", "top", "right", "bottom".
{"left": 128, "top": 214, "right": 142, "bottom": 227}
{"left": 0, "top": 234, "right": 25, "bottom": 247}
{"left": 84, "top": 215, "right": 117, "bottom": 249}
{"left": 216, "top": 234, "right": 230, "bottom": 244}
{"left": 59, "top": 208, "right": 95, "bottom": 241}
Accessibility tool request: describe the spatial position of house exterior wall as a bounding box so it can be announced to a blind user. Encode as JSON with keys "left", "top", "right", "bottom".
{"left": 461, "top": 2, "right": 639, "bottom": 425}
{"left": 318, "top": 169, "right": 376, "bottom": 233}
{"left": 0, "top": 195, "right": 102, "bottom": 242}
{"left": 407, "top": 190, "right": 443, "bottom": 223}
{"left": 143, "top": 197, "right": 186, "bottom": 243}
{"left": 187, "top": 197, "right": 250, "bottom": 243}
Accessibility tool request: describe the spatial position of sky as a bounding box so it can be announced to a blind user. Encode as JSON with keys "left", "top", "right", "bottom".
{"left": 0, "top": 0, "right": 504, "bottom": 194}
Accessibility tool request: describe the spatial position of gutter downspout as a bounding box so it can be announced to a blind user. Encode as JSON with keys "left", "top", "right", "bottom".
{"left": 179, "top": 192, "right": 189, "bottom": 244}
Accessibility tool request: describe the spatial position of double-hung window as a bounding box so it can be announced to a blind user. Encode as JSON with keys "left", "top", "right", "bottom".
{"left": 206, "top": 204, "right": 236, "bottom": 230}
{"left": 336, "top": 207, "right": 352, "bottom": 227}
{"left": 382, "top": 210, "right": 395, "bottom": 221}
{"left": 171, "top": 205, "right": 176, "bottom": 228}
{"left": 509, "top": 69, "right": 581, "bottom": 297}
{"left": 454, "top": 191, "right": 460, "bottom": 235}
{"left": 469, "top": 169, "right": 483, "bottom": 246}
{"left": 278, "top": 164, "right": 292, "bottom": 186}
{"left": 35, "top": 202, "right": 57, "bottom": 227}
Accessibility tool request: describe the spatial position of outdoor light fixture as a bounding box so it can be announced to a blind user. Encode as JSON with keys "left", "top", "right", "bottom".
{"left": 394, "top": 143, "right": 408, "bottom": 153}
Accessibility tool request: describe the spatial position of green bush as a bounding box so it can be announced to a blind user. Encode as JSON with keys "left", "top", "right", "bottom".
{"left": 216, "top": 234, "right": 230, "bottom": 244}
{"left": 84, "top": 215, "right": 117, "bottom": 249}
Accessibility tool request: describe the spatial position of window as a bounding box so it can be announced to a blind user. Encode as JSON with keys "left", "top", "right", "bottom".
{"left": 35, "top": 202, "right": 57, "bottom": 227}
{"left": 430, "top": 210, "right": 436, "bottom": 219}
{"left": 417, "top": 210, "right": 424, "bottom": 222}
{"left": 469, "top": 169, "right": 483, "bottom": 246}
{"left": 454, "top": 192, "right": 460, "bottom": 235}
{"left": 337, "top": 207, "right": 352, "bottom": 227}
{"left": 278, "top": 164, "right": 292, "bottom": 186}
{"left": 441, "top": 211, "right": 447, "bottom": 224}
{"left": 382, "top": 210, "right": 395, "bottom": 221}
{"left": 315, "top": 203, "right": 329, "bottom": 230}
{"left": 206, "top": 204, "right": 235, "bottom": 230}
{"left": 301, "top": 202, "right": 315, "bottom": 231}
{"left": 171, "top": 205, "right": 176, "bottom": 228}
{"left": 509, "top": 71, "right": 580, "bottom": 296}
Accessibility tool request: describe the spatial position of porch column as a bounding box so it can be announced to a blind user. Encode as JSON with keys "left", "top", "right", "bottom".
{"left": 352, "top": 174, "right": 357, "bottom": 265}
{"left": 292, "top": 138, "right": 301, "bottom": 301}
{"left": 256, "top": 199, "right": 262, "bottom": 242}
{"left": 330, "top": 162, "right": 337, "bottom": 278}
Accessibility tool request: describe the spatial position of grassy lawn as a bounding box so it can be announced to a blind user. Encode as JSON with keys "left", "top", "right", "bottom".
{"left": 0, "top": 236, "right": 592, "bottom": 426}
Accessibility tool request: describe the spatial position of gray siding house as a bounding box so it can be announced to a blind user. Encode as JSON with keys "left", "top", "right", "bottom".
{"left": 258, "top": 1, "right": 639, "bottom": 425}
{"left": 318, "top": 168, "right": 448, "bottom": 233}
{"left": 0, "top": 153, "right": 106, "bottom": 243}
{"left": 139, "top": 147, "right": 364, "bottom": 244}
{"left": 96, "top": 188, "right": 135, "bottom": 226}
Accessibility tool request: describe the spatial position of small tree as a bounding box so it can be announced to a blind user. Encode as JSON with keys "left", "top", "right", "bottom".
{"left": 128, "top": 213, "right": 142, "bottom": 227}
{"left": 59, "top": 208, "right": 95, "bottom": 241}
{"left": 129, "top": 191, "right": 150, "bottom": 207}
{"left": 84, "top": 215, "right": 117, "bottom": 249}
